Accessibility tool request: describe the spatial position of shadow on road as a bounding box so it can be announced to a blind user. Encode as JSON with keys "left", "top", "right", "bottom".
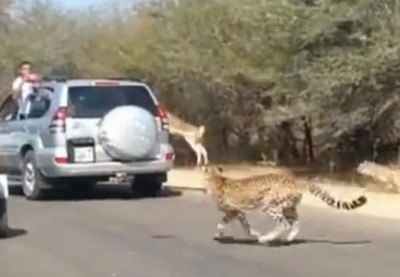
{"left": 151, "top": 234, "right": 176, "bottom": 239}
{"left": 0, "top": 227, "right": 28, "bottom": 240}
{"left": 10, "top": 184, "right": 182, "bottom": 202}
{"left": 9, "top": 186, "right": 23, "bottom": 195}
{"left": 214, "top": 236, "right": 371, "bottom": 247}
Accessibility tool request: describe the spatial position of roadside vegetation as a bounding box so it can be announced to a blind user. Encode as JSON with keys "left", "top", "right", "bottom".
{"left": 2, "top": 0, "right": 400, "bottom": 175}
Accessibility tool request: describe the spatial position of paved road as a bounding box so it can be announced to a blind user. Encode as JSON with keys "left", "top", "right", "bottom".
{"left": 1, "top": 185, "right": 400, "bottom": 277}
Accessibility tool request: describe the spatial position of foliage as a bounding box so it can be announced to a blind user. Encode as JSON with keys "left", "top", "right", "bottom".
{"left": 3, "top": 0, "right": 400, "bottom": 164}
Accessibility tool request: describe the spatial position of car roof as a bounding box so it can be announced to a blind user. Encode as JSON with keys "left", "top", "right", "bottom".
{"left": 41, "top": 79, "right": 147, "bottom": 87}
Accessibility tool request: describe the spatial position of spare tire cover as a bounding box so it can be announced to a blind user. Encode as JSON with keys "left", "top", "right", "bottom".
{"left": 98, "top": 106, "right": 157, "bottom": 161}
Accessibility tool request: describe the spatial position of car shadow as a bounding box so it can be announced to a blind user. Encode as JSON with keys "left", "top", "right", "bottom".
{"left": 213, "top": 236, "right": 372, "bottom": 247}
{"left": 8, "top": 186, "right": 23, "bottom": 195}
{"left": 10, "top": 184, "right": 183, "bottom": 202}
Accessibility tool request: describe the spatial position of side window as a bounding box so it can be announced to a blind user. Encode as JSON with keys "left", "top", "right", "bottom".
{"left": 26, "top": 88, "right": 53, "bottom": 119}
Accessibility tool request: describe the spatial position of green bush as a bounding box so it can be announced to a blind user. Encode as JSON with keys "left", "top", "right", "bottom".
{"left": 3, "top": 0, "right": 400, "bottom": 164}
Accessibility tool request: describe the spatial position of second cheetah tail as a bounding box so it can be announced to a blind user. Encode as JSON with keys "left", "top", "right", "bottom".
{"left": 308, "top": 183, "right": 367, "bottom": 210}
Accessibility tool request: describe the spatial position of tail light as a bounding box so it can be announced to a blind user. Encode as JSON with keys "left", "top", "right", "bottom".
{"left": 49, "top": 107, "right": 68, "bottom": 132}
{"left": 165, "top": 152, "right": 175, "bottom": 161}
{"left": 54, "top": 157, "right": 68, "bottom": 164}
{"left": 156, "top": 106, "right": 169, "bottom": 130}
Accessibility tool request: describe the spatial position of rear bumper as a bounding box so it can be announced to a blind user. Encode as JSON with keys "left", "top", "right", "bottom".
{"left": 36, "top": 143, "right": 174, "bottom": 178}
{"left": 40, "top": 159, "right": 174, "bottom": 178}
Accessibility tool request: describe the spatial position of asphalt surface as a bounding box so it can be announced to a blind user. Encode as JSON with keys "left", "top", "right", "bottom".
{"left": 1, "top": 185, "right": 400, "bottom": 277}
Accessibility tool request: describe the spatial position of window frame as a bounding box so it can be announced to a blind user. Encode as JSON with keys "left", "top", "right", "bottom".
{"left": 25, "top": 87, "right": 54, "bottom": 120}
{"left": 67, "top": 85, "right": 157, "bottom": 119}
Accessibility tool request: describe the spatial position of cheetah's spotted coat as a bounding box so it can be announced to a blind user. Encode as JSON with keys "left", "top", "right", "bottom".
{"left": 203, "top": 166, "right": 367, "bottom": 244}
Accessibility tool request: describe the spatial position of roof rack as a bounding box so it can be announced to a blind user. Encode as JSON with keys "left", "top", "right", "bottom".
{"left": 105, "top": 77, "right": 131, "bottom": 81}
{"left": 41, "top": 75, "right": 68, "bottom": 82}
{"left": 41, "top": 76, "right": 136, "bottom": 82}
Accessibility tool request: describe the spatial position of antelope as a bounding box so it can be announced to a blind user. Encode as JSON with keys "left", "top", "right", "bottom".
{"left": 167, "top": 111, "right": 209, "bottom": 167}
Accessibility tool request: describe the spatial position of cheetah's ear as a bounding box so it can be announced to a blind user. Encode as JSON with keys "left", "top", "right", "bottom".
{"left": 217, "top": 165, "right": 224, "bottom": 173}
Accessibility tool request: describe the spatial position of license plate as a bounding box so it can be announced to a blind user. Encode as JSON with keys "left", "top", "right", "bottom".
{"left": 74, "top": 147, "right": 94, "bottom": 163}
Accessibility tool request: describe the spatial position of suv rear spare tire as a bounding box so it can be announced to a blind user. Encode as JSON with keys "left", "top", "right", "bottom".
{"left": 98, "top": 106, "right": 157, "bottom": 161}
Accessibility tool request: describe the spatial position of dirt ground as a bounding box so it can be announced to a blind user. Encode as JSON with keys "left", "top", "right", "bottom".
{"left": 167, "top": 164, "right": 400, "bottom": 221}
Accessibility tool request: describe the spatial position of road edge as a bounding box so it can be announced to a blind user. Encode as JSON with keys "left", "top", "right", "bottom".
{"left": 164, "top": 182, "right": 400, "bottom": 221}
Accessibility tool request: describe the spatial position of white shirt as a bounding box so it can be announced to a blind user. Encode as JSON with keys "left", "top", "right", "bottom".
{"left": 12, "top": 76, "right": 35, "bottom": 115}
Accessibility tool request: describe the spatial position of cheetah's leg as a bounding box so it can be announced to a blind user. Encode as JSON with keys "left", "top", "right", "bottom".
{"left": 237, "top": 212, "right": 260, "bottom": 239}
{"left": 258, "top": 206, "right": 290, "bottom": 244}
{"left": 215, "top": 211, "right": 238, "bottom": 239}
{"left": 283, "top": 206, "right": 300, "bottom": 242}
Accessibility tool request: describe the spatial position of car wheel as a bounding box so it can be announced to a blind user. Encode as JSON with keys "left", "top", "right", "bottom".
{"left": 131, "top": 174, "right": 164, "bottom": 198}
{"left": 22, "top": 151, "right": 49, "bottom": 200}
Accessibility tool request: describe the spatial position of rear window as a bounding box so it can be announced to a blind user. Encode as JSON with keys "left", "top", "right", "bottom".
{"left": 68, "top": 85, "right": 157, "bottom": 118}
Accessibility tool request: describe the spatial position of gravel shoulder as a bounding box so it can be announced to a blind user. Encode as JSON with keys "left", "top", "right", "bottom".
{"left": 166, "top": 166, "right": 400, "bottom": 221}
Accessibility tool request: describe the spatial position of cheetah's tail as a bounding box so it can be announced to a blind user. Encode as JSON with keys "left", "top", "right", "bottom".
{"left": 308, "top": 183, "right": 367, "bottom": 210}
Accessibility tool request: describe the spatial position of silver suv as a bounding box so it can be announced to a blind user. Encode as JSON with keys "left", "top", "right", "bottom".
{"left": 0, "top": 78, "right": 174, "bottom": 200}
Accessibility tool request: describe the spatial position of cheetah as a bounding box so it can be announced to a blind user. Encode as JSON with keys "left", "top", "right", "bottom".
{"left": 202, "top": 166, "right": 367, "bottom": 244}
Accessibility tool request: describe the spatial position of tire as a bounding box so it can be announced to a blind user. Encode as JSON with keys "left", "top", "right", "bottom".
{"left": 98, "top": 106, "right": 157, "bottom": 161}
{"left": 22, "top": 151, "right": 49, "bottom": 200}
{"left": 131, "top": 174, "right": 165, "bottom": 198}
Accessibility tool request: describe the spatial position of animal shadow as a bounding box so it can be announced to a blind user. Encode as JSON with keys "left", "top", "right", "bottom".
{"left": 214, "top": 236, "right": 259, "bottom": 245}
{"left": 151, "top": 234, "right": 175, "bottom": 239}
{"left": 213, "top": 236, "right": 371, "bottom": 247}
{"left": 0, "top": 227, "right": 28, "bottom": 240}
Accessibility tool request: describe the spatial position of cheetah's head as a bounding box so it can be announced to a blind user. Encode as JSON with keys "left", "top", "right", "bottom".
{"left": 201, "top": 165, "right": 224, "bottom": 176}
{"left": 200, "top": 165, "right": 225, "bottom": 194}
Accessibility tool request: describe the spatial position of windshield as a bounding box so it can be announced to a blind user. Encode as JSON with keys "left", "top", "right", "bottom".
{"left": 68, "top": 85, "right": 157, "bottom": 118}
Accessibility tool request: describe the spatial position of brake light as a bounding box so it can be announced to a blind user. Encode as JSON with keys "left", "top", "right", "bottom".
{"left": 54, "top": 157, "right": 68, "bottom": 164}
{"left": 156, "top": 106, "right": 169, "bottom": 130}
{"left": 54, "top": 107, "right": 68, "bottom": 121}
{"left": 165, "top": 152, "right": 175, "bottom": 161}
{"left": 49, "top": 107, "right": 68, "bottom": 131}
{"left": 157, "top": 106, "right": 167, "bottom": 119}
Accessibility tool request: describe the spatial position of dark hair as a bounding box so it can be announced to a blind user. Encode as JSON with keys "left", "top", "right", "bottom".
{"left": 18, "top": 60, "right": 32, "bottom": 69}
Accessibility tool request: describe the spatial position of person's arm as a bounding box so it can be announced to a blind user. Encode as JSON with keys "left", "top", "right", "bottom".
{"left": 11, "top": 78, "right": 23, "bottom": 100}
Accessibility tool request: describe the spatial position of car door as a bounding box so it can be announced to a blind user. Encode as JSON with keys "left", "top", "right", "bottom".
{"left": 0, "top": 95, "right": 18, "bottom": 173}
{"left": 0, "top": 120, "right": 11, "bottom": 173}
{"left": 8, "top": 117, "right": 30, "bottom": 173}
{"left": 7, "top": 91, "right": 52, "bottom": 173}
